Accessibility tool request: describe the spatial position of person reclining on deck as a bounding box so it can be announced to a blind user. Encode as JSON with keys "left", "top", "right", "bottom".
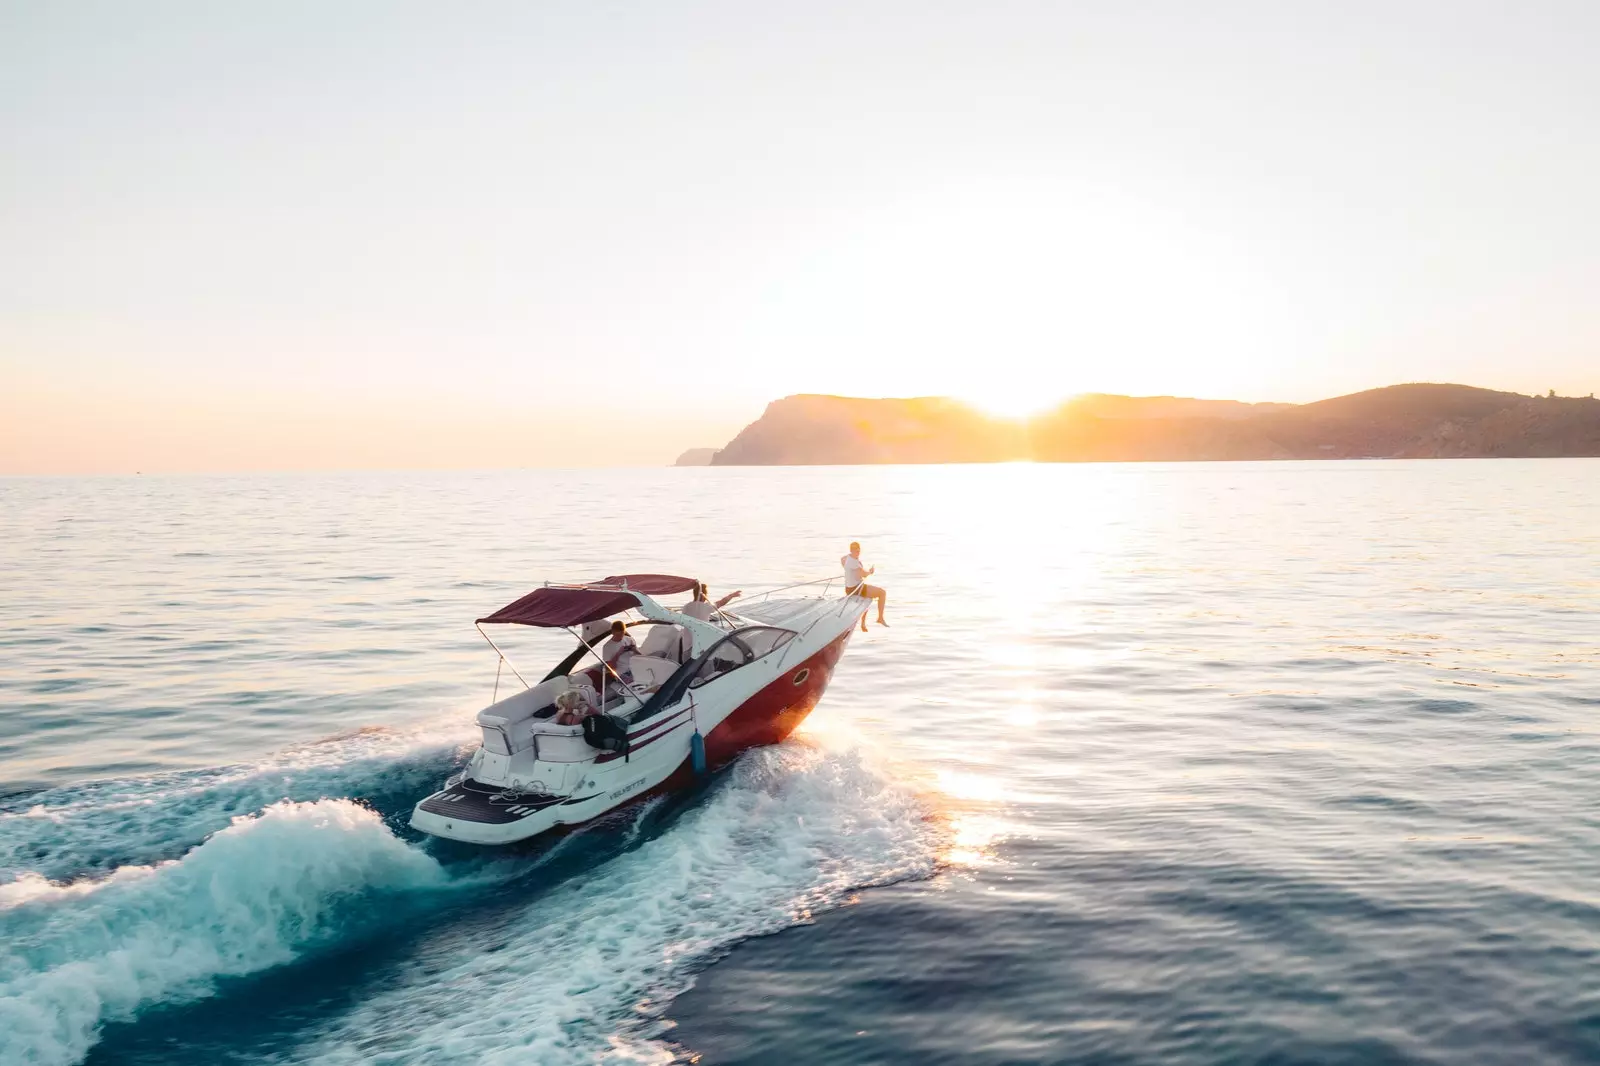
{"left": 681, "top": 582, "right": 742, "bottom": 621}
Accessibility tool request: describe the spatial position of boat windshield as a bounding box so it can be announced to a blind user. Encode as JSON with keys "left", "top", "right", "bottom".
{"left": 688, "top": 626, "right": 796, "bottom": 688}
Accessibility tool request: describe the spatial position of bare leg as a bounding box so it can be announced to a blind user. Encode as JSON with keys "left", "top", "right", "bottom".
{"left": 850, "top": 584, "right": 870, "bottom": 631}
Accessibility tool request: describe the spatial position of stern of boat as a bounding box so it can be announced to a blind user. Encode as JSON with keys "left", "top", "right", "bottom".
{"left": 410, "top": 777, "right": 572, "bottom": 845}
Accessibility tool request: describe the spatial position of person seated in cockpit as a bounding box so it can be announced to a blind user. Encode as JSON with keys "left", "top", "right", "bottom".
{"left": 601, "top": 619, "right": 638, "bottom": 681}
{"left": 681, "top": 582, "right": 742, "bottom": 622}
{"left": 553, "top": 687, "right": 598, "bottom": 726}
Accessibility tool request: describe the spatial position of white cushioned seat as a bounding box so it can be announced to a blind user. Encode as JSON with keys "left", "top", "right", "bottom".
{"left": 640, "top": 623, "right": 689, "bottom": 663}
{"left": 567, "top": 677, "right": 598, "bottom": 706}
{"left": 532, "top": 727, "right": 596, "bottom": 762}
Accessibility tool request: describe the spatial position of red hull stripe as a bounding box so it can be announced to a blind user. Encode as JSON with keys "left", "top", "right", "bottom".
{"left": 627, "top": 706, "right": 691, "bottom": 743}
{"left": 595, "top": 720, "right": 688, "bottom": 763}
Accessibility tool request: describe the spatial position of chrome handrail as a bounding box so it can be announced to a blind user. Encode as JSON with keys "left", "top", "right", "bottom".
{"left": 744, "top": 575, "right": 841, "bottom": 603}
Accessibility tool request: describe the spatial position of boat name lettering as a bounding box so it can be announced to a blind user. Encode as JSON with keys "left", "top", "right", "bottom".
{"left": 608, "top": 778, "right": 647, "bottom": 801}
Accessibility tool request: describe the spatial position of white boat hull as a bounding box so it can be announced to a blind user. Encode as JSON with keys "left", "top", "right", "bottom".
{"left": 411, "top": 596, "right": 866, "bottom": 845}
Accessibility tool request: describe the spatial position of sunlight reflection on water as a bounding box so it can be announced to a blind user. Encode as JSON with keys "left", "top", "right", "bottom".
{"left": 2, "top": 460, "right": 1598, "bottom": 1065}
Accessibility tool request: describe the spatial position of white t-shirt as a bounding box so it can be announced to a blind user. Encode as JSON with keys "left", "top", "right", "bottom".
{"left": 680, "top": 599, "right": 715, "bottom": 621}
{"left": 602, "top": 634, "right": 637, "bottom": 672}
{"left": 841, "top": 554, "right": 867, "bottom": 588}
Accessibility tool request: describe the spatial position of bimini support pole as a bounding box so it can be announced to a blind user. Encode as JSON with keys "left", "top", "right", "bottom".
{"left": 476, "top": 623, "right": 530, "bottom": 692}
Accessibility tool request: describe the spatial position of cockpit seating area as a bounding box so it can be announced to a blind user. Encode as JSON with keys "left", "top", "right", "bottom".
{"left": 639, "top": 622, "right": 690, "bottom": 662}
{"left": 476, "top": 676, "right": 568, "bottom": 755}
{"left": 623, "top": 622, "right": 690, "bottom": 693}
{"left": 475, "top": 671, "right": 607, "bottom": 752}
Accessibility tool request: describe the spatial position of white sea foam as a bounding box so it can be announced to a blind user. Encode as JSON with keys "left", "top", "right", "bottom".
{"left": 286, "top": 741, "right": 938, "bottom": 1066}
{"left": 0, "top": 799, "right": 449, "bottom": 1066}
{"left": 0, "top": 716, "right": 472, "bottom": 884}
{"left": 0, "top": 691, "right": 937, "bottom": 1065}
{"left": 0, "top": 866, "right": 160, "bottom": 911}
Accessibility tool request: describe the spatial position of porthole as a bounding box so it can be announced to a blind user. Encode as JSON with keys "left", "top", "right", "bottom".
{"left": 792, "top": 668, "right": 810, "bottom": 685}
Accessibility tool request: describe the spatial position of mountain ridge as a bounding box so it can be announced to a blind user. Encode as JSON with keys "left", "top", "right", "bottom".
{"left": 708, "top": 384, "right": 1600, "bottom": 465}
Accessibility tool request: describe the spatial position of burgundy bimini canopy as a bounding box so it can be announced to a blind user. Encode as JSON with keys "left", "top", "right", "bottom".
{"left": 477, "top": 574, "right": 697, "bottom": 628}
{"left": 597, "top": 574, "right": 698, "bottom": 596}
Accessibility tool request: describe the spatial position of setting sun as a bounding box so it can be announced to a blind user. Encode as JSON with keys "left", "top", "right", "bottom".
{"left": 963, "top": 384, "right": 1070, "bottom": 420}
{"left": 724, "top": 176, "right": 1288, "bottom": 421}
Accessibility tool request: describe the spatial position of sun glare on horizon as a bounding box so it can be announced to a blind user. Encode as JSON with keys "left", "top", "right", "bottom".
{"left": 964, "top": 386, "right": 1069, "bottom": 420}
{"left": 744, "top": 177, "right": 1287, "bottom": 416}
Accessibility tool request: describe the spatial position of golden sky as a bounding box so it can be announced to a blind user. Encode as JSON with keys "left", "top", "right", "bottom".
{"left": 4, "top": 1, "right": 1598, "bottom": 473}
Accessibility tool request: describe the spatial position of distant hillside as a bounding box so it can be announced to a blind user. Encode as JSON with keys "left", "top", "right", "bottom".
{"left": 1058, "top": 394, "right": 1297, "bottom": 421}
{"left": 710, "top": 394, "right": 1023, "bottom": 465}
{"left": 708, "top": 385, "right": 1600, "bottom": 465}
{"left": 673, "top": 447, "right": 718, "bottom": 467}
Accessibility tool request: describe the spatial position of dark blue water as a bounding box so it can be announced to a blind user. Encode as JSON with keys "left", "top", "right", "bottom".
{"left": 2, "top": 461, "right": 1597, "bottom": 1064}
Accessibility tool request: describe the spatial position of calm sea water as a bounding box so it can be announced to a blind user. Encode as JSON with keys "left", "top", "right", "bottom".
{"left": 1, "top": 461, "right": 1596, "bottom": 1066}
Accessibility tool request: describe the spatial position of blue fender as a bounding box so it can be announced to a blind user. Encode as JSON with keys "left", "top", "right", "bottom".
{"left": 690, "top": 729, "right": 707, "bottom": 776}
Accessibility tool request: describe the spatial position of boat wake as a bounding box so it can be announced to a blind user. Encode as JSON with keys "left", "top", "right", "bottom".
{"left": 0, "top": 799, "right": 452, "bottom": 1066}
{"left": 0, "top": 720, "right": 937, "bottom": 1066}
{"left": 0, "top": 717, "right": 474, "bottom": 884}
{"left": 287, "top": 739, "right": 938, "bottom": 1065}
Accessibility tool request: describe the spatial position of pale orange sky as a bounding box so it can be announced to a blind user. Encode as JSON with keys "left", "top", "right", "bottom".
{"left": 0, "top": 384, "right": 746, "bottom": 473}
{"left": 4, "top": 1, "right": 1598, "bottom": 474}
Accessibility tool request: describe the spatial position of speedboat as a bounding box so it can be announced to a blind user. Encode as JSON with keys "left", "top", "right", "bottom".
{"left": 410, "top": 573, "right": 869, "bottom": 845}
